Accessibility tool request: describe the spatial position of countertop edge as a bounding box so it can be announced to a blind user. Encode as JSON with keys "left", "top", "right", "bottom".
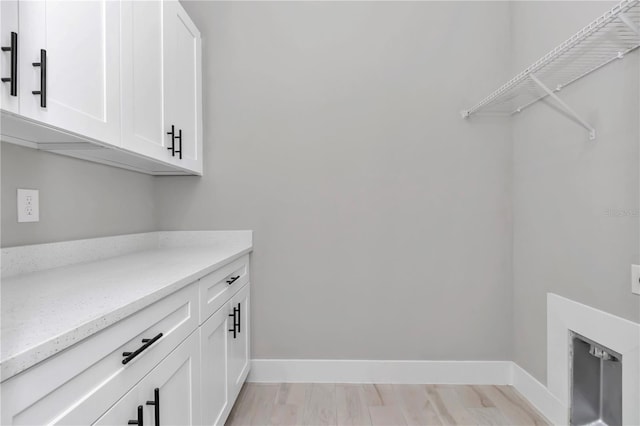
{"left": 0, "top": 245, "right": 253, "bottom": 382}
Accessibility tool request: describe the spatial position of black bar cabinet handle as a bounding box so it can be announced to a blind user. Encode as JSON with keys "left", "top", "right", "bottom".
{"left": 167, "top": 125, "right": 175, "bottom": 156}
{"left": 226, "top": 275, "right": 240, "bottom": 285}
{"left": 175, "top": 128, "right": 182, "bottom": 159}
{"left": 128, "top": 405, "right": 143, "bottom": 425}
{"left": 237, "top": 302, "right": 241, "bottom": 334}
{"left": 122, "top": 332, "right": 163, "bottom": 365}
{"left": 228, "top": 307, "right": 238, "bottom": 339}
{"left": 1, "top": 32, "right": 17, "bottom": 96}
{"left": 31, "top": 49, "right": 46, "bottom": 107}
{"left": 146, "top": 388, "right": 160, "bottom": 426}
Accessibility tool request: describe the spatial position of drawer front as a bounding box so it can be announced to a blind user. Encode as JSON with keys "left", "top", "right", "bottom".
{"left": 199, "top": 254, "right": 250, "bottom": 324}
{"left": 93, "top": 330, "right": 201, "bottom": 426}
{"left": 1, "top": 283, "right": 199, "bottom": 426}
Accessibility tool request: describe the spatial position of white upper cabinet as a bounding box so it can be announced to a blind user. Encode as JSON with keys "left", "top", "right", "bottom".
{"left": 121, "top": 0, "right": 202, "bottom": 174}
{"left": 0, "top": 0, "right": 203, "bottom": 175}
{"left": 163, "top": 0, "right": 203, "bottom": 174}
{"left": 120, "top": 0, "right": 169, "bottom": 163}
{"left": 0, "top": 0, "right": 19, "bottom": 113}
{"left": 17, "top": 0, "right": 121, "bottom": 146}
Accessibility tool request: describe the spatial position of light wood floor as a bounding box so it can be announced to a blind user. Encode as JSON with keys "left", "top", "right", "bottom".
{"left": 225, "top": 383, "right": 550, "bottom": 426}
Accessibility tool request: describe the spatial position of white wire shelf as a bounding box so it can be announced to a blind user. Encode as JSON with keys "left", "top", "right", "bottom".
{"left": 461, "top": 0, "right": 640, "bottom": 139}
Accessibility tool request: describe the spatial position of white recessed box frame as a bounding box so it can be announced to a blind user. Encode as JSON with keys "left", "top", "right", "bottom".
{"left": 547, "top": 293, "right": 640, "bottom": 425}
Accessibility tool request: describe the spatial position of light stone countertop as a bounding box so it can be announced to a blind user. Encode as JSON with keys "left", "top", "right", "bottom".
{"left": 1, "top": 231, "right": 252, "bottom": 381}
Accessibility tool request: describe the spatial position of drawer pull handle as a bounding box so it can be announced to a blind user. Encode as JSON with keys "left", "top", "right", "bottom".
{"left": 128, "top": 405, "right": 143, "bottom": 425}
{"left": 1, "top": 32, "right": 17, "bottom": 96}
{"left": 226, "top": 275, "right": 240, "bottom": 285}
{"left": 31, "top": 49, "right": 46, "bottom": 107}
{"left": 122, "top": 332, "right": 163, "bottom": 365}
{"left": 228, "top": 306, "right": 239, "bottom": 339}
{"left": 146, "top": 388, "right": 160, "bottom": 426}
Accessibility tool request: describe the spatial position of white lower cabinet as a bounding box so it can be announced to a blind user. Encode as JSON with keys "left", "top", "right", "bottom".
{"left": 200, "top": 283, "right": 251, "bottom": 425}
{"left": 227, "top": 284, "right": 251, "bottom": 402}
{"left": 1, "top": 260, "right": 251, "bottom": 426}
{"left": 0, "top": 283, "right": 200, "bottom": 425}
{"left": 200, "top": 305, "right": 231, "bottom": 425}
{"left": 95, "top": 330, "right": 201, "bottom": 426}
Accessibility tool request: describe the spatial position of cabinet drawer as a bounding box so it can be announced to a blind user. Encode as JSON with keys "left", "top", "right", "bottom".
{"left": 94, "top": 330, "right": 201, "bottom": 426}
{"left": 1, "top": 283, "right": 199, "bottom": 425}
{"left": 199, "top": 254, "right": 250, "bottom": 324}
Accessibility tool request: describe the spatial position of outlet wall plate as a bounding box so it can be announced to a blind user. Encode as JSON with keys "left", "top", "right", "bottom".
{"left": 17, "top": 189, "right": 39, "bottom": 223}
{"left": 632, "top": 264, "right": 640, "bottom": 295}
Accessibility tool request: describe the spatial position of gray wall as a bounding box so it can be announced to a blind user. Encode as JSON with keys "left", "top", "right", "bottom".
{"left": 3, "top": 1, "right": 636, "bottom": 372}
{"left": 1, "top": 142, "right": 157, "bottom": 247}
{"left": 511, "top": 1, "right": 640, "bottom": 384}
{"left": 156, "top": 1, "right": 515, "bottom": 360}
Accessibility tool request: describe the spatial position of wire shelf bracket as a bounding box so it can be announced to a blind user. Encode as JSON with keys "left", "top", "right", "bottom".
{"left": 619, "top": 12, "right": 640, "bottom": 35}
{"left": 529, "top": 74, "right": 596, "bottom": 140}
{"left": 461, "top": 0, "right": 640, "bottom": 141}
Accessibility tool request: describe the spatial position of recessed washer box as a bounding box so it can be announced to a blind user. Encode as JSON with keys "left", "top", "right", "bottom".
{"left": 571, "top": 332, "right": 622, "bottom": 426}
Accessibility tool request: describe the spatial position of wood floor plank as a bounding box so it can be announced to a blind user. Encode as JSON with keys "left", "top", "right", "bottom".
{"left": 226, "top": 383, "right": 550, "bottom": 426}
{"left": 269, "top": 404, "right": 304, "bottom": 426}
{"left": 248, "top": 384, "right": 279, "bottom": 426}
{"left": 369, "top": 406, "right": 408, "bottom": 426}
{"left": 481, "top": 385, "right": 550, "bottom": 426}
{"left": 496, "top": 386, "right": 549, "bottom": 425}
{"left": 394, "top": 384, "right": 443, "bottom": 426}
{"left": 373, "top": 384, "right": 400, "bottom": 406}
{"left": 336, "top": 384, "right": 371, "bottom": 426}
{"left": 361, "top": 384, "right": 384, "bottom": 406}
{"left": 466, "top": 407, "right": 510, "bottom": 425}
{"left": 457, "top": 386, "right": 495, "bottom": 409}
{"left": 424, "top": 385, "right": 457, "bottom": 426}
{"left": 275, "top": 384, "right": 293, "bottom": 405}
{"left": 428, "top": 385, "right": 477, "bottom": 426}
{"left": 276, "top": 383, "right": 311, "bottom": 406}
{"left": 302, "top": 383, "right": 337, "bottom": 426}
{"left": 227, "top": 383, "right": 258, "bottom": 426}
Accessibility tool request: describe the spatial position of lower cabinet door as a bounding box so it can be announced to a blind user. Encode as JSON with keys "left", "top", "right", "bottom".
{"left": 227, "top": 284, "right": 251, "bottom": 401}
{"left": 94, "top": 331, "right": 201, "bottom": 426}
{"left": 200, "top": 304, "right": 231, "bottom": 425}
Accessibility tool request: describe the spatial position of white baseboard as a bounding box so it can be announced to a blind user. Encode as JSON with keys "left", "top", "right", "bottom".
{"left": 248, "top": 359, "right": 566, "bottom": 424}
{"left": 511, "top": 363, "right": 567, "bottom": 425}
{"left": 248, "top": 359, "right": 512, "bottom": 385}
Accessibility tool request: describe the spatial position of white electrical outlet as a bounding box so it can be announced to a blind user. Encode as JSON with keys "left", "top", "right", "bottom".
{"left": 17, "top": 189, "right": 39, "bottom": 223}
{"left": 632, "top": 264, "right": 640, "bottom": 295}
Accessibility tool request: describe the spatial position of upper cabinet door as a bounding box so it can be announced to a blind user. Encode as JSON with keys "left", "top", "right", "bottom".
{"left": 18, "top": 0, "right": 120, "bottom": 146}
{"left": 164, "top": 0, "right": 203, "bottom": 174}
{"left": 120, "top": 0, "right": 170, "bottom": 161}
{"left": 0, "top": 0, "right": 19, "bottom": 113}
